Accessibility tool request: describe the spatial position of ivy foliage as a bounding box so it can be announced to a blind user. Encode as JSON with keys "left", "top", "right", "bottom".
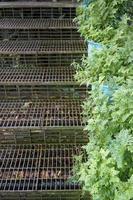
{"left": 76, "top": 0, "right": 132, "bottom": 43}
{"left": 73, "top": 0, "right": 133, "bottom": 199}
{"left": 83, "top": 81, "right": 133, "bottom": 145}
{"left": 74, "top": 82, "right": 133, "bottom": 200}
{"left": 74, "top": 17, "right": 133, "bottom": 84}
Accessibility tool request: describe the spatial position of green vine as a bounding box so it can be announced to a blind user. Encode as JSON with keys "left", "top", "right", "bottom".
{"left": 74, "top": 82, "right": 133, "bottom": 200}
{"left": 73, "top": 0, "right": 133, "bottom": 199}
{"left": 74, "top": 16, "right": 133, "bottom": 84}
{"left": 76, "top": 0, "right": 132, "bottom": 43}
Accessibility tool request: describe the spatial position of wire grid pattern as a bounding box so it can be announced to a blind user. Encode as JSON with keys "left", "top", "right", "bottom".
{"left": 0, "top": 144, "right": 82, "bottom": 191}
{"left": 0, "top": 85, "right": 87, "bottom": 100}
{"left": 0, "top": 19, "right": 79, "bottom": 40}
{"left": 0, "top": 54, "right": 83, "bottom": 68}
{"left": 0, "top": 3, "right": 86, "bottom": 198}
{"left": 0, "top": 129, "right": 88, "bottom": 145}
{"left": 0, "top": 40, "right": 86, "bottom": 54}
{"left": 0, "top": 99, "right": 84, "bottom": 128}
{"left": 0, "top": 19, "right": 77, "bottom": 29}
{"left": 0, "top": 29, "right": 81, "bottom": 40}
{"left": 0, "top": 67, "right": 77, "bottom": 85}
{"left": 0, "top": 7, "right": 76, "bottom": 19}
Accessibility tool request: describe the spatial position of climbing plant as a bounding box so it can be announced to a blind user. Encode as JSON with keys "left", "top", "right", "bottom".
{"left": 74, "top": 17, "right": 133, "bottom": 84}
{"left": 76, "top": 0, "right": 132, "bottom": 43}
{"left": 74, "top": 81, "right": 133, "bottom": 200}
{"left": 73, "top": 0, "right": 133, "bottom": 199}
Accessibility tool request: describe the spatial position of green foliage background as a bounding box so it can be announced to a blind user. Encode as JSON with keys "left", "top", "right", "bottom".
{"left": 73, "top": 0, "right": 133, "bottom": 199}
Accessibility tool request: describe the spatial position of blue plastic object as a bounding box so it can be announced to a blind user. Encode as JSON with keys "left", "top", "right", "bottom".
{"left": 101, "top": 84, "right": 114, "bottom": 98}
{"left": 101, "top": 84, "right": 118, "bottom": 103}
{"left": 83, "top": 0, "right": 91, "bottom": 7}
{"left": 88, "top": 41, "right": 103, "bottom": 57}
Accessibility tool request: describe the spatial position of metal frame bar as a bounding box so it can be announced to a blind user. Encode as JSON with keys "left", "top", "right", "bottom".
{"left": 0, "top": 1, "right": 79, "bottom": 9}
{"left": 0, "top": 7, "right": 76, "bottom": 19}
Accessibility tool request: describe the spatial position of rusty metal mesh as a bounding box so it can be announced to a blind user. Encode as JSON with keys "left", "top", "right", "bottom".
{"left": 0, "top": 99, "right": 85, "bottom": 129}
{"left": 0, "top": 144, "right": 82, "bottom": 191}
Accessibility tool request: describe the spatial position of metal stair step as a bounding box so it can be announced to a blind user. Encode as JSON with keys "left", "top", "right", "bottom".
{"left": 0, "top": 40, "right": 87, "bottom": 54}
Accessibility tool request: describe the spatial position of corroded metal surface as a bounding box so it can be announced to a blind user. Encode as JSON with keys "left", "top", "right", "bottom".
{"left": 0, "top": 40, "right": 86, "bottom": 54}
{"left": 0, "top": 144, "right": 82, "bottom": 191}
{"left": 0, "top": 99, "right": 85, "bottom": 129}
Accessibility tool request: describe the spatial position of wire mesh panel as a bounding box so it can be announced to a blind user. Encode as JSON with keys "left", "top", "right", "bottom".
{"left": 0, "top": 66, "right": 88, "bottom": 99}
{"left": 0, "top": 40, "right": 86, "bottom": 54}
{"left": 0, "top": 54, "right": 84, "bottom": 68}
{"left": 0, "top": 7, "right": 76, "bottom": 19}
{"left": 0, "top": 29, "right": 81, "bottom": 40}
{"left": 0, "top": 2, "right": 88, "bottom": 199}
{"left": 0, "top": 144, "right": 82, "bottom": 192}
{"left": 0, "top": 19, "right": 81, "bottom": 40}
{"left": 0, "top": 19, "right": 77, "bottom": 29}
{"left": 0, "top": 85, "right": 87, "bottom": 99}
{"left": 0, "top": 129, "right": 88, "bottom": 145}
{"left": 0, "top": 99, "right": 85, "bottom": 129}
{"left": 0, "top": 67, "right": 77, "bottom": 85}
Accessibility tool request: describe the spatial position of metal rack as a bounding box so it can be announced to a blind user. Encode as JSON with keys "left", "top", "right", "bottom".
{"left": 0, "top": 53, "right": 83, "bottom": 68}
{"left": 0, "top": 19, "right": 81, "bottom": 40}
{"left": 0, "top": 84, "right": 87, "bottom": 99}
{"left": 0, "top": 129, "right": 88, "bottom": 145}
{"left": 0, "top": 2, "right": 88, "bottom": 199}
{"left": 0, "top": 99, "right": 85, "bottom": 129}
{"left": 0, "top": 144, "right": 83, "bottom": 199}
{"left": 0, "top": 28, "right": 81, "bottom": 40}
{"left": 0, "top": 40, "right": 86, "bottom": 54}
{"left": 0, "top": 19, "right": 77, "bottom": 29}
{"left": 0, "top": 67, "right": 77, "bottom": 85}
{"left": 0, "top": 7, "right": 76, "bottom": 19}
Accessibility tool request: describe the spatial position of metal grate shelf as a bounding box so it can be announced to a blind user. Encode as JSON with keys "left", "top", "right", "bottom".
{"left": 0, "top": 19, "right": 77, "bottom": 29}
{"left": 0, "top": 40, "right": 86, "bottom": 54}
{"left": 0, "top": 144, "right": 82, "bottom": 191}
{"left": 0, "top": 99, "right": 85, "bottom": 129}
{"left": 0, "top": 30, "right": 80, "bottom": 40}
{"left": 0, "top": 67, "right": 77, "bottom": 85}
{"left": 0, "top": 54, "right": 83, "bottom": 68}
{"left": 0, "top": 7, "right": 76, "bottom": 19}
{"left": 0, "top": 129, "right": 88, "bottom": 145}
{"left": 0, "top": 19, "right": 80, "bottom": 40}
{"left": 0, "top": 85, "right": 87, "bottom": 99}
